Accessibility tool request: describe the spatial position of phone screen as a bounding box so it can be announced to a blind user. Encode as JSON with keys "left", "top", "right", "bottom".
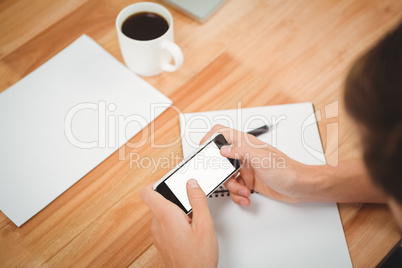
{"left": 160, "top": 135, "right": 238, "bottom": 212}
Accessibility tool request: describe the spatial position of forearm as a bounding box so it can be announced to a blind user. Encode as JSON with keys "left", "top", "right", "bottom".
{"left": 302, "top": 159, "right": 387, "bottom": 203}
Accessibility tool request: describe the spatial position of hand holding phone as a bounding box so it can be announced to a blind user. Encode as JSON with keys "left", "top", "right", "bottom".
{"left": 140, "top": 179, "right": 219, "bottom": 267}
{"left": 153, "top": 133, "right": 240, "bottom": 214}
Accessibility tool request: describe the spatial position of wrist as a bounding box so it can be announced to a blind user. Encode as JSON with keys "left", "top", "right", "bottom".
{"left": 296, "top": 160, "right": 388, "bottom": 203}
{"left": 293, "top": 163, "right": 332, "bottom": 202}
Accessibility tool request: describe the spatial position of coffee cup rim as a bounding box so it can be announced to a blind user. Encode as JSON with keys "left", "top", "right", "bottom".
{"left": 116, "top": 2, "right": 173, "bottom": 43}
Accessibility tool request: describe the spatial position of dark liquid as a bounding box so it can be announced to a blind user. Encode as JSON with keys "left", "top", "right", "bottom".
{"left": 122, "top": 12, "right": 169, "bottom": 41}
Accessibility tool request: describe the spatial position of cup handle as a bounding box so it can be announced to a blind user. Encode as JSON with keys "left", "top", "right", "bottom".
{"left": 161, "top": 41, "right": 184, "bottom": 72}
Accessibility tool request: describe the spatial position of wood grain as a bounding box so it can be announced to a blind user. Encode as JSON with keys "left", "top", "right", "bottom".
{"left": 0, "top": 0, "right": 401, "bottom": 267}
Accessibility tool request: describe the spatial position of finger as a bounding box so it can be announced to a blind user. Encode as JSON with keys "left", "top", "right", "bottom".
{"left": 139, "top": 183, "right": 181, "bottom": 216}
{"left": 201, "top": 124, "right": 272, "bottom": 148}
{"left": 219, "top": 141, "right": 255, "bottom": 160}
{"left": 224, "top": 177, "right": 251, "bottom": 207}
{"left": 229, "top": 192, "right": 250, "bottom": 207}
{"left": 186, "top": 179, "right": 212, "bottom": 225}
{"left": 199, "top": 124, "right": 227, "bottom": 145}
{"left": 220, "top": 138, "right": 268, "bottom": 164}
{"left": 224, "top": 177, "right": 250, "bottom": 197}
{"left": 236, "top": 177, "right": 246, "bottom": 186}
{"left": 200, "top": 124, "right": 255, "bottom": 146}
{"left": 238, "top": 165, "right": 256, "bottom": 191}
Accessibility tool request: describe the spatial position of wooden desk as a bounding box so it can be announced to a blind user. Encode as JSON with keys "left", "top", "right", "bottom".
{"left": 1, "top": 0, "right": 401, "bottom": 267}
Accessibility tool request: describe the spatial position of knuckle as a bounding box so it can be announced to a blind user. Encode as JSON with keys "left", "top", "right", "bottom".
{"left": 191, "top": 191, "right": 206, "bottom": 201}
{"left": 189, "top": 193, "right": 207, "bottom": 207}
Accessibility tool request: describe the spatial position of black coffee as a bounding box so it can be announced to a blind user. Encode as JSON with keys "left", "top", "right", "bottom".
{"left": 122, "top": 12, "right": 169, "bottom": 41}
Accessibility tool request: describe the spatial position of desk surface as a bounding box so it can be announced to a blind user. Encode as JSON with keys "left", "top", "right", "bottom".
{"left": 0, "top": 0, "right": 401, "bottom": 267}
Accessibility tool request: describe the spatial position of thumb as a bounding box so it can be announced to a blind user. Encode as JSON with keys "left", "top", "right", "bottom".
{"left": 186, "top": 179, "right": 212, "bottom": 224}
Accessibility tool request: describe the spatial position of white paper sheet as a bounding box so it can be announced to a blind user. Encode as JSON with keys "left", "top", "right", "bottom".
{"left": 0, "top": 35, "right": 172, "bottom": 227}
{"left": 179, "top": 103, "right": 352, "bottom": 267}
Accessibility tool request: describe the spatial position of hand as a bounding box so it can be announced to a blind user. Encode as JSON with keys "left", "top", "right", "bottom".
{"left": 200, "top": 125, "right": 313, "bottom": 206}
{"left": 201, "top": 125, "right": 387, "bottom": 204}
{"left": 139, "top": 179, "right": 219, "bottom": 268}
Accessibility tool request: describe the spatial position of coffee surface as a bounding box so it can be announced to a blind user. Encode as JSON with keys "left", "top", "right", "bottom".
{"left": 122, "top": 12, "right": 169, "bottom": 41}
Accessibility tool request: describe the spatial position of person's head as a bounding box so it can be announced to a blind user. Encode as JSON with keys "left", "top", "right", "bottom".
{"left": 344, "top": 22, "right": 402, "bottom": 227}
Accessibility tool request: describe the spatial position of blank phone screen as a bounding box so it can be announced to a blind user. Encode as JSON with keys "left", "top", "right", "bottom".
{"left": 165, "top": 140, "right": 236, "bottom": 211}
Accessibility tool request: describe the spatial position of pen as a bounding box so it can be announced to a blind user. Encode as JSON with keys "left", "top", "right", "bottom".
{"left": 247, "top": 125, "right": 270, "bottom": 137}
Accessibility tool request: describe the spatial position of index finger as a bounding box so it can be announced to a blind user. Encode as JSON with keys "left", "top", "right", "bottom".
{"left": 199, "top": 124, "right": 243, "bottom": 145}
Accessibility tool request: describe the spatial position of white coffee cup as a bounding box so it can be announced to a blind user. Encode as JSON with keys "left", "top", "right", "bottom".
{"left": 116, "top": 2, "right": 183, "bottom": 77}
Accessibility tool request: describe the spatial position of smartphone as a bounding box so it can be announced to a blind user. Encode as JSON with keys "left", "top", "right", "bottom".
{"left": 153, "top": 133, "right": 240, "bottom": 214}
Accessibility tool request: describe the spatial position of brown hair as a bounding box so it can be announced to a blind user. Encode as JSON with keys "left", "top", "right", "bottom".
{"left": 344, "top": 22, "right": 402, "bottom": 203}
